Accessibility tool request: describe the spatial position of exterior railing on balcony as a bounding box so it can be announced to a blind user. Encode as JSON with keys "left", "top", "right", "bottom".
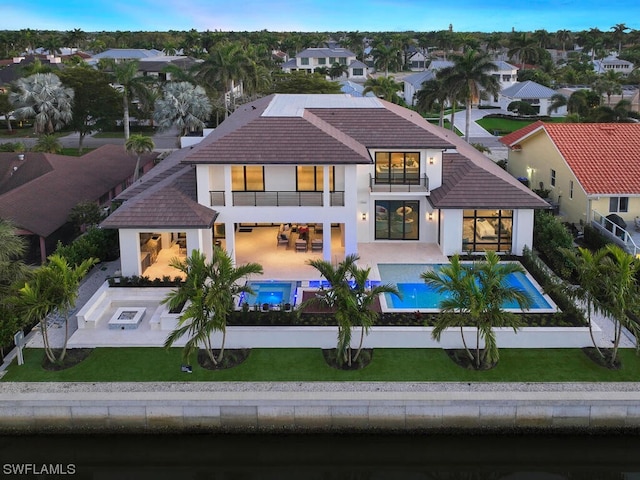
{"left": 210, "top": 191, "right": 345, "bottom": 207}
{"left": 369, "top": 174, "right": 429, "bottom": 192}
{"left": 592, "top": 210, "right": 640, "bottom": 256}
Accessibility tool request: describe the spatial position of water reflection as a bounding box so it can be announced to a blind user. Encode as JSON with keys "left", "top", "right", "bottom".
{"left": 1, "top": 432, "right": 639, "bottom": 478}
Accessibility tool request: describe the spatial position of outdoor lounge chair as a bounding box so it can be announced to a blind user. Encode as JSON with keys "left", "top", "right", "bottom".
{"left": 295, "top": 238, "right": 307, "bottom": 252}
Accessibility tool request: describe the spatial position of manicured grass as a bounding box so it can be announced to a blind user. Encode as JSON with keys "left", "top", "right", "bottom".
{"left": 476, "top": 117, "right": 565, "bottom": 135}
{"left": 60, "top": 147, "right": 96, "bottom": 156}
{"left": 3, "top": 347, "right": 640, "bottom": 382}
{"left": 93, "top": 127, "right": 155, "bottom": 139}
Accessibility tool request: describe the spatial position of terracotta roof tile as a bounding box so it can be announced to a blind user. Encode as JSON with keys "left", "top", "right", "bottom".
{"left": 502, "top": 122, "right": 640, "bottom": 195}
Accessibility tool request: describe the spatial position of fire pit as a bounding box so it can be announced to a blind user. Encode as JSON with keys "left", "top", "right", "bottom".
{"left": 108, "top": 307, "right": 146, "bottom": 330}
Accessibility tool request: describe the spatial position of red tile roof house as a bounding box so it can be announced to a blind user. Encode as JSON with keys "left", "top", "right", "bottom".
{"left": 0, "top": 145, "right": 158, "bottom": 263}
{"left": 500, "top": 121, "right": 640, "bottom": 254}
{"left": 101, "top": 94, "right": 548, "bottom": 279}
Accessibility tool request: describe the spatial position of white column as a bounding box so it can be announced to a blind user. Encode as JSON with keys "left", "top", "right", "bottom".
{"left": 119, "top": 230, "right": 141, "bottom": 277}
{"left": 225, "top": 221, "right": 236, "bottom": 264}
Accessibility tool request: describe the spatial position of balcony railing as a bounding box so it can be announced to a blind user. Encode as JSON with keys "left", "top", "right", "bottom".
{"left": 369, "top": 174, "right": 429, "bottom": 192}
{"left": 210, "top": 191, "right": 345, "bottom": 207}
{"left": 592, "top": 210, "right": 640, "bottom": 256}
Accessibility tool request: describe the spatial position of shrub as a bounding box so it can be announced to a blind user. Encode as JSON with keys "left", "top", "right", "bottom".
{"left": 54, "top": 226, "right": 119, "bottom": 266}
{"left": 583, "top": 224, "right": 611, "bottom": 250}
{"left": 533, "top": 210, "right": 574, "bottom": 278}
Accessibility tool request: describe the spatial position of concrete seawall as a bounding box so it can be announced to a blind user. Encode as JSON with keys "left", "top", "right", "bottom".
{"left": 2, "top": 382, "right": 640, "bottom": 433}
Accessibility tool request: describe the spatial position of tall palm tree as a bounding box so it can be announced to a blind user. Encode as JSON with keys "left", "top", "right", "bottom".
{"left": 101, "top": 59, "right": 152, "bottom": 140}
{"left": 599, "top": 245, "right": 640, "bottom": 367}
{"left": 423, "top": 252, "right": 532, "bottom": 369}
{"left": 153, "top": 82, "right": 212, "bottom": 137}
{"left": 508, "top": 33, "right": 542, "bottom": 69}
{"left": 14, "top": 254, "right": 97, "bottom": 364}
{"left": 555, "top": 29, "right": 573, "bottom": 53}
{"left": 304, "top": 254, "right": 399, "bottom": 367}
{"left": 163, "top": 248, "right": 263, "bottom": 365}
{"left": 444, "top": 50, "right": 499, "bottom": 141}
{"left": 610, "top": 23, "right": 629, "bottom": 54}
{"left": 125, "top": 134, "right": 155, "bottom": 182}
{"left": 328, "top": 62, "right": 348, "bottom": 80}
{"left": 363, "top": 76, "right": 403, "bottom": 104}
{"left": 9, "top": 73, "right": 74, "bottom": 134}
{"left": 196, "top": 41, "right": 256, "bottom": 118}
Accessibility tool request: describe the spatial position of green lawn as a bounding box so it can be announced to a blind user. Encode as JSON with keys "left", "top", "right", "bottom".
{"left": 4, "top": 347, "right": 640, "bottom": 382}
{"left": 476, "top": 117, "right": 565, "bottom": 135}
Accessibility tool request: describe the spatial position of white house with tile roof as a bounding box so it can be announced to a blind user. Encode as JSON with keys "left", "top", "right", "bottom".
{"left": 102, "top": 94, "right": 548, "bottom": 277}
{"left": 499, "top": 81, "right": 566, "bottom": 116}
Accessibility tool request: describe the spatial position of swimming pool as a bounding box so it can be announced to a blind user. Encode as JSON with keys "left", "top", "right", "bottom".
{"left": 377, "top": 263, "right": 555, "bottom": 312}
{"left": 240, "top": 281, "right": 298, "bottom": 307}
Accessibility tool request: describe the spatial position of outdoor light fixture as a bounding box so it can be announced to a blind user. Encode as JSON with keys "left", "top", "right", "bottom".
{"left": 428, "top": 212, "right": 434, "bottom": 221}
{"left": 429, "top": 156, "right": 435, "bottom": 165}
{"left": 361, "top": 212, "right": 367, "bottom": 221}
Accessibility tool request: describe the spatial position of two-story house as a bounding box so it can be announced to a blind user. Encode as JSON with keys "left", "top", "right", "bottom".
{"left": 102, "top": 94, "right": 547, "bottom": 278}
{"left": 281, "top": 48, "right": 369, "bottom": 81}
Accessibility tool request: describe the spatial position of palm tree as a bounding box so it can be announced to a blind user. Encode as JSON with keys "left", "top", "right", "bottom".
{"left": 125, "top": 134, "right": 155, "bottom": 182}
{"left": 14, "top": 254, "right": 97, "bottom": 364}
{"left": 555, "top": 29, "right": 573, "bottom": 53}
{"left": 101, "top": 59, "right": 152, "bottom": 140}
{"left": 599, "top": 245, "right": 640, "bottom": 367}
{"left": 0, "top": 219, "right": 28, "bottom": 300}
{"left": 610, "top": 23, "right": 629, "bottom": 54}
{"left": 304, "top": 254, "right": 399, "bottom": 367}
{"left": 0, "top": 90, "right": 14, "bottom": 132}
{"left": 562, "top": 247, "right": 609, "bottom": 359}
{"left": 9, "top": 73, "right": 74, "bottom": 134}
{"left": 32, "top": 134, "right": 62, "bottom": 153}
{"left": 592, "top": 99, "right": 634, "bottom": 122}
{"left": 153, "top": 82, "right": 212, "bottom": 137}
{"left": 363, "top": 76, "right": 403, "bottom": 104}
{"left": 415, "top": 78, "right": 450, "bottom": 127}
{"left": 444, "top": 50, "right": 499, "bottom": 141}
{"left": 422, "top": 252, "right": 533, "bottom": 369}
{"left": 508, "top": 33, "right": 542, "bottom": 69}
{"left": 371, "top": 43, "right": 401, "bottom": 77}
{"left": 328, "top": 62, "right": 348, "bottom": 80}
{"left": 549, "top": 93, "right": 568, "bottom": 114}
{"left": 196, "top": 41, "right": 256, "bottom": 118}
{"left": 163, "top": 248, "right": 263, "bottom": 365}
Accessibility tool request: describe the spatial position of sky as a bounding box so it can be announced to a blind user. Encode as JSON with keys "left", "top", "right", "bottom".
{"left": 3, "top": 0, "right": 640, "bottom": 33}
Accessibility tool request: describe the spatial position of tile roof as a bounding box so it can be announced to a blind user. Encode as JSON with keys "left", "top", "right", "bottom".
{"left": 500, "top": 80, "right": 557, "bottom": 99}
{"left": 501, "top": 122, "right": 640, "bottom": 195}
{"left": 429, "top": 127, "right": 549, "bottom": 209}
{"left": 297, "top": 48, "right": 356, "bottom": 58}
{"left": 0, "top": 145, "right": 157, "bottom": 237}
{"left": 100, "top": 166, "right": 218, "bottom": 230}
{"left": 183, "top": 94, "right": 453, "bottom": 165}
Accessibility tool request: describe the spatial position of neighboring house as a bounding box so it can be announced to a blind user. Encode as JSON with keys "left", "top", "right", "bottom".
{"left": 592, "top": 55, "right": 634, "bottom": 76}
{"left": 498, "top": 80, "right": 566, "bottom": 116}
{"left": 101, "top": 94, "right": 547, "bottom": 278}
{"left": 281, "top": 48, "right": 369, "bottom": 81}
{"left": 0, "top": 145, "right": 158, "bottom": 263}
{"left": 406, "top": 47, "right": 428, "bottom": 70}
{"left": 402, "top": 70, "right": 436, "bottom": 106}
{"left": 0, "top": 55, "right": 64, "bottom": 90}
{"left": 500, "top": 121, "right": 640, "bottom": 231}
{"left": 137, "top": 56, "right": 201, "bottom": 81}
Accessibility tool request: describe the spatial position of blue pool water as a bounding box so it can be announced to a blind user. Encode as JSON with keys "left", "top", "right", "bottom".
{"left": 241, "top": 281, "right": 297, "bottom": 307}
{"left": 378, "top": 263, "right": 553, "bottom": 310}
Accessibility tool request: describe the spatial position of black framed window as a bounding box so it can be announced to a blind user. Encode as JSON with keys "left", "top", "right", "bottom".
{"left": 374, "top": 152, "right": 420, "bottom": 184}
{"left": 462, "top": 209, "right": 513, "bottom": 253}
{"left": 296, "top": 166, "right": 334, "bottom": 191}
{"left": 375, "top": 200, "right": 419, "bottom": 240}
{"left": 231, "top": 166, "right": 264, "bottom": 191}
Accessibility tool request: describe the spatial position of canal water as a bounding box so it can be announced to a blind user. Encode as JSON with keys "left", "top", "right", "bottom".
{"left": 2, "top": 432, "right": 640, "bottom": 478}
